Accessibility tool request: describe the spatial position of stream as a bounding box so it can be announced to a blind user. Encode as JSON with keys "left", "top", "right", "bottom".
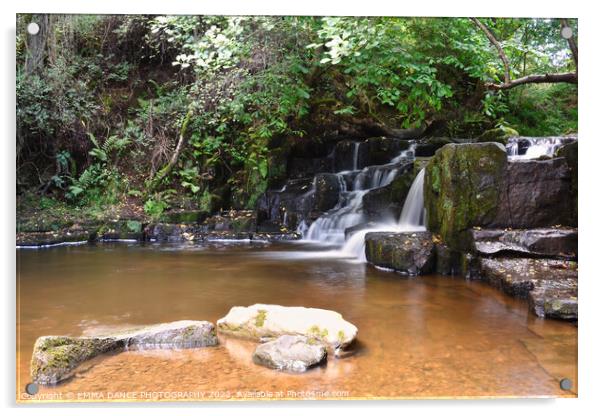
{"left": 17, "top": 241, "right": 577, "bottom": 400}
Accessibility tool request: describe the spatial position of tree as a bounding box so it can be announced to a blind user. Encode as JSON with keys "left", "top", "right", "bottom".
{"left": 470, "top": 17, "right": 577, "bottom": 90}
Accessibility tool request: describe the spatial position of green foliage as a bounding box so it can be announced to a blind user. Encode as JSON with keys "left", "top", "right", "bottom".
{"left": 143, "top": 195, "right": 169, "bottom": 219}
{"left": 16, "top": 14, "right": 578, "bottom": 215}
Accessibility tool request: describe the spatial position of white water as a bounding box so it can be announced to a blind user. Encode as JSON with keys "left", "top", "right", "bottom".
{"left": 337, "top": 168, "right": 426, "bottom": 262}
{"left": 303, "top": 146, "right": 415, "bottom": 245}
{"left": 506, "top": 137, "right": 572, "bottom": 160}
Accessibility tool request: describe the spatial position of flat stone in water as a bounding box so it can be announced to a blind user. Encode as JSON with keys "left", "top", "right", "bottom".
{"left": 30, "top": 320, "right": 217, "bottom": 384}
{"left": 253, "top": 335, "right": 327, "bottom": 372}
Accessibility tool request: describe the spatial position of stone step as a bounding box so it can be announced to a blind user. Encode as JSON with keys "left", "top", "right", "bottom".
{"left": 470, "top": 227, "right": 577, "bottom": 260}
{"left": 477, "top": 257, "right": 577, "bottom": 320}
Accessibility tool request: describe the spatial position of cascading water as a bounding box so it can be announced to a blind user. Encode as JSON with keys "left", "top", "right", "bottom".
{"left": 337, "top": 168, "right": 426, "bottom": 262}
{"left": 506, "top": 136, "right": 575, "bottom": 159}
{"left": 303, "top": 146, "right": 415, "bottom": 245}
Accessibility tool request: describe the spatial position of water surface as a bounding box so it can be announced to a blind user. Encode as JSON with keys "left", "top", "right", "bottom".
{"left": 17, "top": 242, "right": 577, "bottom": 401}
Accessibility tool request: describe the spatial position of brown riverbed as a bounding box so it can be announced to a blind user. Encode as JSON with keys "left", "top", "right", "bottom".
{"left": 16, "top": 241, "right": 577, "bottom": 402}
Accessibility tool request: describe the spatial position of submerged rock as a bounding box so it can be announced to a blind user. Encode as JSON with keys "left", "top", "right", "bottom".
{"left": 252, "top": 335, "right": 327, "bottom": 372}
{"left": 31, "top": 320, "right": 217, "bottom": 384}
{"left": 471, "top": 227, "right": 577, "bottom": 260}
{"left": 364, "top": 231, "right": 435, "bottom": 275}
{"left": 477, "top": 257, "right": 577, "bottom": 320}
{"left": 217, "top": 304, "right": 358, "bottom": 350}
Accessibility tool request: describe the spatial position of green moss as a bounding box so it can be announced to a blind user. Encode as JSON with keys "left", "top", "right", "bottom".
{"left": 424, "top": 143, "right": 507, "bottom": 250}
{"left": 255, "top": 309, "right": 268, "bottom": 327}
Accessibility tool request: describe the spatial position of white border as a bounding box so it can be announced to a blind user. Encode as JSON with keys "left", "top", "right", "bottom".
{"left": 3, "top": 1, "right": 601, "bottom": 415}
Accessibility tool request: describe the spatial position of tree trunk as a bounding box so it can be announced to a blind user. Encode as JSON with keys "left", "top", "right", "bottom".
{"left": 25, "top": 14, "right": 51, "bottom": 75}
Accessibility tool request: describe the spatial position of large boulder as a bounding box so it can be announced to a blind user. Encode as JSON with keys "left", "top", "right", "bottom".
{"left": 252, "top": 335, "right": 327, "bottom": 372}
{"left": 216, "top": 304, "right": 358, "bottom": 350}
{"left": 477, "top": 257, "right": 577, "bottom": 320}
{"left": 424, "top": 142, "right": 508, "bottom": 251}
{"left": 31, "top": 321, "right": 217, "bottom": 384}
{"left": 495, "top": 158, "right": 572, "bottom": 228}
{"left": 365, "top": 231, "right": 435, "bottom": 275}
{"left": 424, "top": 142, "right": 574, "bottom": 251}
{"left": 470, "top": 227, "right": 577, "bottom": 260}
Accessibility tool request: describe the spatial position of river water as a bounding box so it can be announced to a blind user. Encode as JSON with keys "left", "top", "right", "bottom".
{"left": 17, "top": 241, "right": 577, "bottom": 401}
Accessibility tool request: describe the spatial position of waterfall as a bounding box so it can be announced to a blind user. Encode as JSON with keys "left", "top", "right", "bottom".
{"left": 302, "top": 146, "right": 415, "bottom": 245}
{"left": 337, "top": 168, "right": 426, "bottom": 261}
{"left": 352, "top": 141, "right": 360, "bottom": 171}
{"left": 398, "top": 168, "right": 426, "bottom": 227}
{"left": 506, "top": 137, "right": 574, "bottom": 160}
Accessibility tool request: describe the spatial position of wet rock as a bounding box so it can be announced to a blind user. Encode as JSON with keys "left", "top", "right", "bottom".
{"left": 314, "top": 173, "right": 344, "bottom": 212}
{"left": 364, "top": 136, "right": 411, "bottom": 166}
{"left": 289, "top": 157, "right": 332, "bottom": 179}
{"left": 217, "top": 304, "right": 358, "bottom": 350}
{"left": 334, "top": 140, "right": 368, "bottom": 171}
{"left": 344, "top": 222, "right": 379, "bottom": 240}
{"left": 529, "top": 281, "right": 578, "bottom": 320}
{"left": 556, "top": 141, "right": 578, "bottom": 226}
{"left": 16, "top": 229, "right": 91, "bottom": 247}
{"left": 435, "top": 243, "right": 462, "bottom": 275}
{"left": 31, "top": 321, "right": 217, "bottom": 384}
{"left": 471, "top": 227, "right": 577, "bottom": 260}
{"left": 365, "top": 231, "right": 435, "bottom": 275}
{"left": 362, "top": 168, "right": 415, "bottom": 221}
{"left": 477, "top": 126, "right": 519, "bottom": 145}
{"left": 424, "top": 142, "right": 508, "bottom": 251}
{"left": 415, "top": 137, "right": 454, "bottom": 157}
{"left": 96, "top": 219, "right": 145, "bottom": 241}
{"left": 495, "top": 158, "right": 572, "bottom": 228}
{"left": 201, "top": 210, "right": 257, "bottom": 233}
{"left": 252, "top": 335, "right": 327, "bottom": 372}
{"left": 477, "top": 258, "right": 577, "bottom": 320}
{"left": 145, "top": 223, "right": 197, "bottom": 242}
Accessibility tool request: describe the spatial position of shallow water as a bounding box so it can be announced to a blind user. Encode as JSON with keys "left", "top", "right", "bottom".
{"left": 16, "top": 242, "right": 577, "bottom": 402}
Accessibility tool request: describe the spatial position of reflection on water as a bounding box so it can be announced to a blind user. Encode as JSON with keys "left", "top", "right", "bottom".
{"left": 17, "top": 242, "right": 577, "bottom": 401}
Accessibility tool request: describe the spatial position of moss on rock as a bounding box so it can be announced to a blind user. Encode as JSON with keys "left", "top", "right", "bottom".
{"left": 424, "top": 142, "right": 508, "bottom": 251}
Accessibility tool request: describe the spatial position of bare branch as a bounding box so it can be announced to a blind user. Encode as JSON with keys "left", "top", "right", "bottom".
{"left": 470, "top": 17, "right": 511, "bottom": 84}
{"left": 485, "top": 72, "right": 577, "bottom": 90}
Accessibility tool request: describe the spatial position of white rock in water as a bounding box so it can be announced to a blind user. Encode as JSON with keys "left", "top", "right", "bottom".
{"left": 217, "top": 304, "right": 358, "bottom": 349}
{"left": 253, "top": 335, "right": 327, "bottom": 372}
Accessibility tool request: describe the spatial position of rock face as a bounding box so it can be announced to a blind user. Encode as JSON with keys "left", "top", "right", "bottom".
{"left": 314, "top": 173, "right": 344, "bottom": 212}
{"left": 252, "top": 335, "right": 327, "bottom": 372}
{"left": 364, "top": 231, "right": 435, "bottom": 275}
{"left": 495, "top": 158, "right": 573, "bottom": 228}
{"left": 477, "top": 258, "right": 577, "bottom": 320}
{"left": 424, "top": 142, "right": 575, "bottom": 251}
{"left": 217, "top": 304, "right": 358, "bottom": 350}
{"left": 556, "top": 141, "right": 578, "bottom": 226}
{"left": 31, "top": 320, "right": 217, "bottom": 384}
{"left": 415, "top": 137, "right": 454, "bottom": 157}
{"left": 471, "top": 227, "right": 577, "bottom": 260}
{"left": 424, "top": 142, "right": 508, "bottom": 251}
{"left": 362, "top": 167, "right": 415, "bottom": 221}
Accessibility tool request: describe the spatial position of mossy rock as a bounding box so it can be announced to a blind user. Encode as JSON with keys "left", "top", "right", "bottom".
{"left": 424, "top": 142, "right": 507, "bottom": 251}
{"left": 477, "top": 126, "right": 519, "bottom": 145}
{"left": 160, "top": 210, "right": 206, "bottom": 224}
